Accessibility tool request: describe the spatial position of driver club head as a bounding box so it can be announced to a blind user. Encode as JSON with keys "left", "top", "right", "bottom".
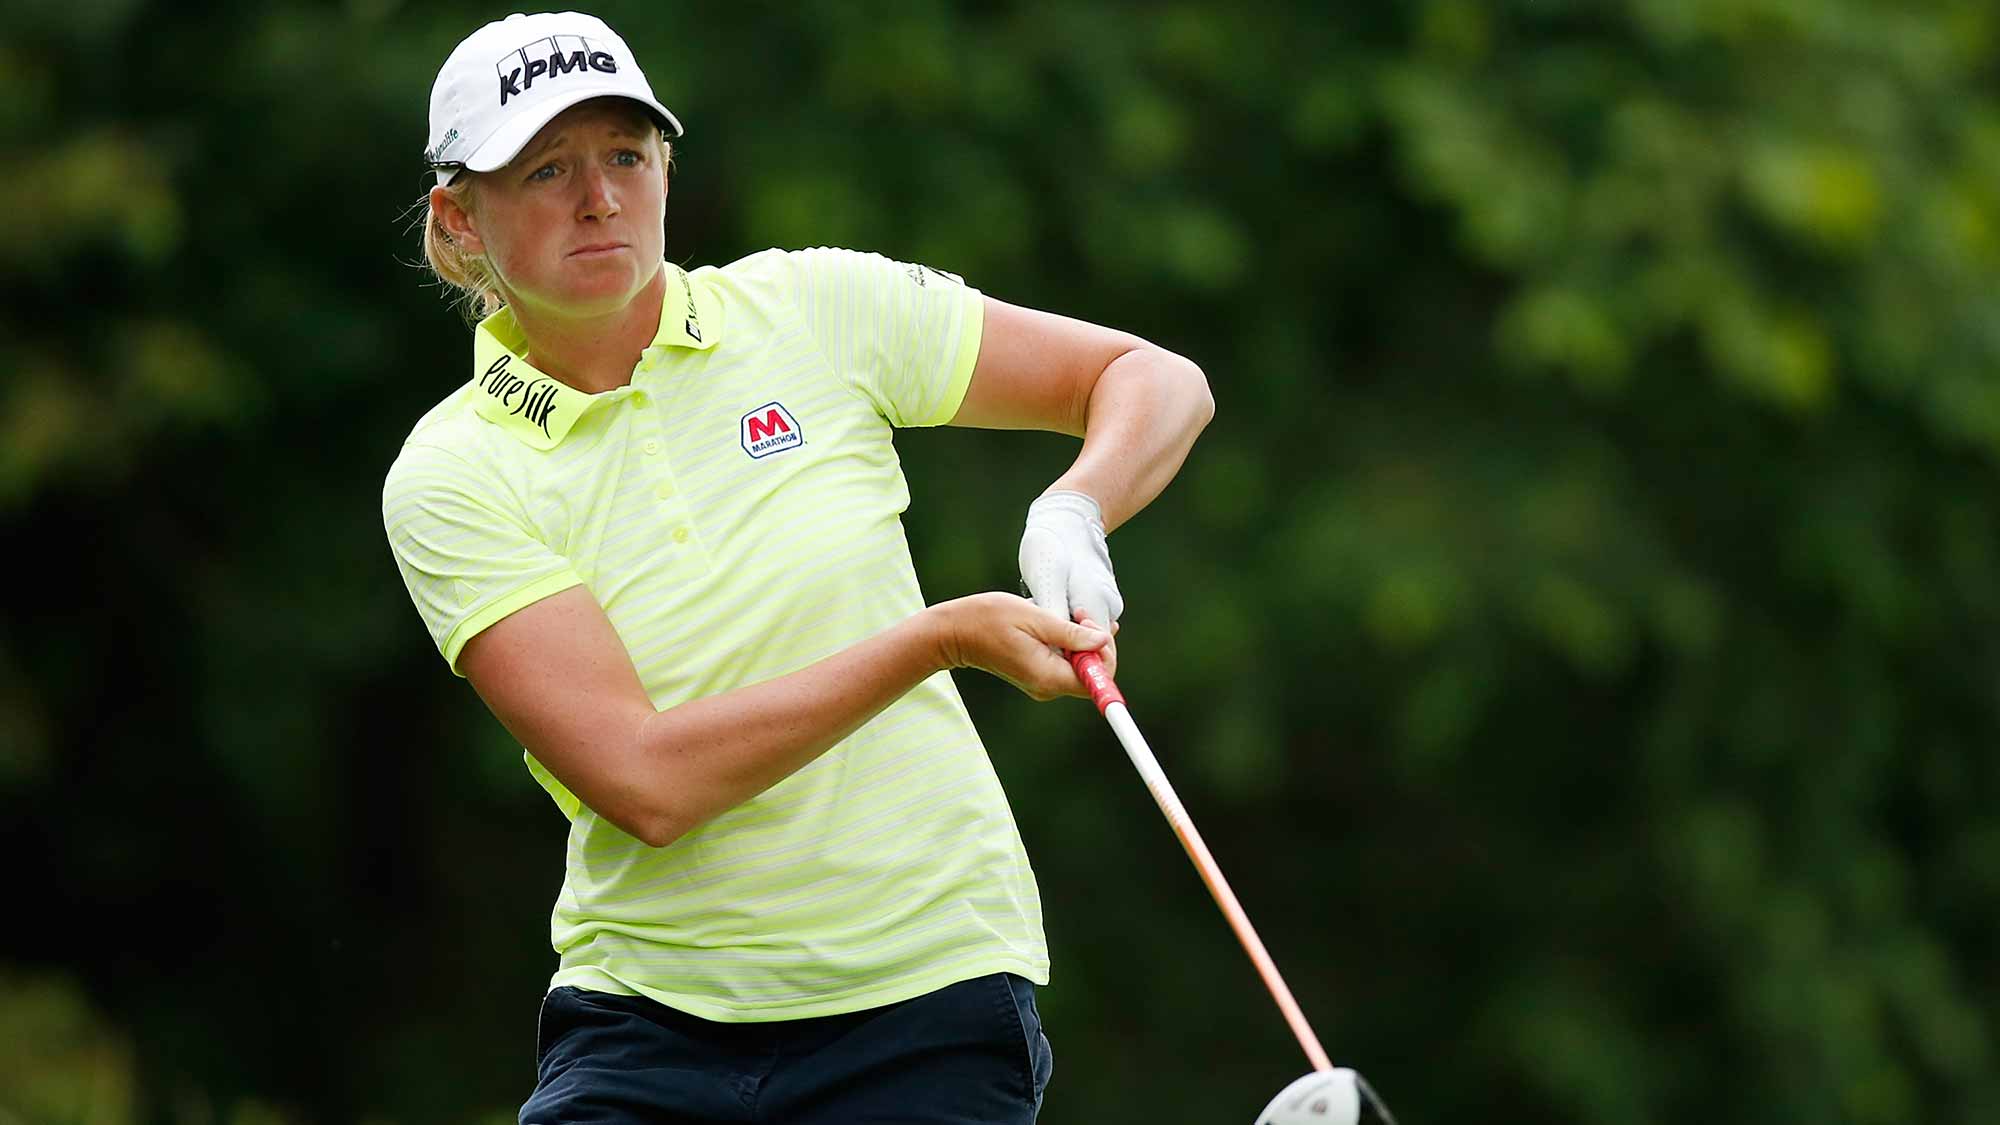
{"left": 1254, "top": 1068, "right": 1399, "bottom": 1125}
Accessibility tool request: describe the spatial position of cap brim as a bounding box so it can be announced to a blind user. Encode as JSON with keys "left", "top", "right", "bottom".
{"left": 458, "top": 87, "right": 684, "bottom": 177}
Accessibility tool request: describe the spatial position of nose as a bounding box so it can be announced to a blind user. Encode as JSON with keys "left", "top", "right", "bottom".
{"left": 577, "top": 165, "right": 619, "bottom": 222}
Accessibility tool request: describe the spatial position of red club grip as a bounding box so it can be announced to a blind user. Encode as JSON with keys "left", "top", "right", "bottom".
{"left": 1069, "top": 650, "right": 1125, "bottom": 713}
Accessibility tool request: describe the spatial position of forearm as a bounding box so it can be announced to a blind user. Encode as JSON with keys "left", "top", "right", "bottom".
{"left": 632, "top": 608, "right": 950, "bottom": 846}
{"left": 1047, "top": 348, "right": 1214, "bottom": 531}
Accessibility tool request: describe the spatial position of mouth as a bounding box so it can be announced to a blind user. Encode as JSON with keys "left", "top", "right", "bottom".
{"left": 568, "top": 242, "right": 629, "bottom": 259}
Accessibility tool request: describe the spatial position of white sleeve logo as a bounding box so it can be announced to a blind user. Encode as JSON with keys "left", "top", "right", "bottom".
{"left": 902, "top": 262, "right": 963, "bottom": 288}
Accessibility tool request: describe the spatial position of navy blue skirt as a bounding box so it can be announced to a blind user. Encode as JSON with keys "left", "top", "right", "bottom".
{"left": 520, "top": 972, "right": 1053, "bottom": 1123}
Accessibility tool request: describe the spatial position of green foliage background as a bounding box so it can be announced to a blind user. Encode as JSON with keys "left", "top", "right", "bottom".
{"left": 4, "top": 0, "right": 1999, "bottom": 1121}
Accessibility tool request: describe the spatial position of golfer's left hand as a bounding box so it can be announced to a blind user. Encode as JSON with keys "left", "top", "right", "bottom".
{"left": 1019, "top": 490, "right": 1123, "bottom": 660}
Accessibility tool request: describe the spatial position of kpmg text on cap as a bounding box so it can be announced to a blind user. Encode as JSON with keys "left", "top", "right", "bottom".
{"left": 497, "top": 35, "right": 619, "bottom": 106}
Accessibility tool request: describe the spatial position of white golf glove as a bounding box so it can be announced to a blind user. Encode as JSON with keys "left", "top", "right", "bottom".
{"left": 1018, "top": 490, "right": 1123, "bottom": 630}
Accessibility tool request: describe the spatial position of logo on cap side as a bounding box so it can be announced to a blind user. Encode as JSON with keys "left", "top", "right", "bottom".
{"left": 496, "top": 35, "right": 619, "bottom": 106}
{"left": 424, "top": 127, "right": 461, "bottom": 166}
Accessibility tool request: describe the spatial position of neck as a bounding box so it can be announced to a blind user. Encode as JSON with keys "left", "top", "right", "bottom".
{"left": 509, "top": 267, "right": 668, "bottom": 394}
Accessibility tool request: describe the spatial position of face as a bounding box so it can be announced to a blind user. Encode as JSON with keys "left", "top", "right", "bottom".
{"left": 434, "top": 99, "right": 668, "bottom": 320}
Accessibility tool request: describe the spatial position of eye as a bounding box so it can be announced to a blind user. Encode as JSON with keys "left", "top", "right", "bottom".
{"left": 611, "top": 149, "right": 644, "bottom": 168}
{"left": 526, "top": 161, "right": 560, "bottom": 184}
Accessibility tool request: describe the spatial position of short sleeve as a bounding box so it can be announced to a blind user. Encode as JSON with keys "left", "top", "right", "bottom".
{"left": 382, "top": 443, "right": 584, "bottom": 676}
{"left": 787, "top": 247, "right": 985, "bottom": 428}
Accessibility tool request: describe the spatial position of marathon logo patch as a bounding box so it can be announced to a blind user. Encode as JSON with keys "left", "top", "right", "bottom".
{"left": 740, "top": 402, "right": 803, "bottom": 459}
{"left": 496, "top": 36, "right": 618, "bottom": 106}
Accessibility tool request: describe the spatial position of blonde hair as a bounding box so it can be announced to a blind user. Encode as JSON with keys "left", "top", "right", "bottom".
{"left": 422, "top": 176, "right": 506, "bottom": 323}
{"left": 417, "top": 132, "right": 675, "bottom": 325}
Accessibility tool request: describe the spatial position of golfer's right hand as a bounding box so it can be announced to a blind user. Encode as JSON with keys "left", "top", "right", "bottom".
{"left": 932, "top": 592, "right": 1113, "bottom": 701}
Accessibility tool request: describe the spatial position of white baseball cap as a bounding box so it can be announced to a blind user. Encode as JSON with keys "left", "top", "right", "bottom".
{"left": 424, "top": 11, "right": 683, "bottom": 185}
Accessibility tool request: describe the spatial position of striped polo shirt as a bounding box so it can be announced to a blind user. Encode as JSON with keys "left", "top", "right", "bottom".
{"left": 381, "top": 247, "right": 1048, "bottom": 1019}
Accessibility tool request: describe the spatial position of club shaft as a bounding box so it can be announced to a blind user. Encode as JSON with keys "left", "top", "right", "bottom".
{"left": 1098, "top": 696, "right": 1334, "bottom": 1074}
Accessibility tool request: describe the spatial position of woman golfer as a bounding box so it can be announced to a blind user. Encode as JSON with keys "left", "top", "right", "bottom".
{"left": 385, "top": 11, "right": 1211, "bottom": 1122}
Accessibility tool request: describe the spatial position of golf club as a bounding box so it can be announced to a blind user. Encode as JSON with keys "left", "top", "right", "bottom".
{"left": 1067, "top": 645, "right": 1399, "bottom": 1125}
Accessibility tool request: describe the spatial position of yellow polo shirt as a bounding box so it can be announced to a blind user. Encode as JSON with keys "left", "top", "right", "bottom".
{"left": 382, "top": 248, "right": 1048, "bottom": 1019}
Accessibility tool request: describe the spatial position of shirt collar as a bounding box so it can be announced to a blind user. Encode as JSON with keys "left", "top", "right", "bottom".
{"left": 649, "top": 261, "right": 723, "bottom": 351}
{"left": 468, "top": 262, "right": 723, "bottom": 450}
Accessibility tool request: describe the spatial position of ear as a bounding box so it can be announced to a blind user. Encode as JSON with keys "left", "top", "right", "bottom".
{"left": 430, "top": 183, "right": 485, "bottom": 256}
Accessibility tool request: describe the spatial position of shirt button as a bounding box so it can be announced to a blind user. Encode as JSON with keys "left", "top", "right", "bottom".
{"left": 642, "top": 440, "right": 660, "bottom": 455}
{"left": 654, "top": 482, "right": 675, "bottom": 500}
{"left": 630, "top": 390, "right": 649, "bottom": 407}
{"left": 672, "top": 527, "right": 690, "bottom": 544}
